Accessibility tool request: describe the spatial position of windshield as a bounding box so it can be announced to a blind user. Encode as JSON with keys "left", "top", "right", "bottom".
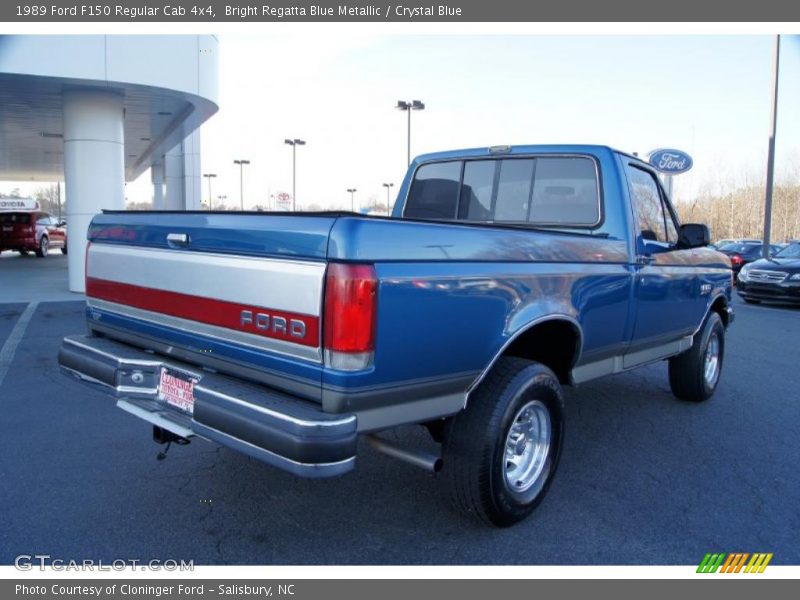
{"left": 775, "top": 243, "right": 800, "bottom": 259}
{"left": 0, "top": 212, "right": 32, "bottom": 224}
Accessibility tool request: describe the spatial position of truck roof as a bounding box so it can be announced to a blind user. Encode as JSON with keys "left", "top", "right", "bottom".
{"left": 413, "top": 144, "right": 638, "bottom": 164}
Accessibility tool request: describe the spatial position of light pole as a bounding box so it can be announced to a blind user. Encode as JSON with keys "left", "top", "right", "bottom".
{"left": 347, "top": 188, "right": 357, "bottom": 212}
{"left": 202, "top": 173, "right": 217, "bottom": 209}
{"left": 382, "top": 183, "right": 394, "bottom": 216}
{"left": 396, "top": 100, "right": 425, "bottom": 166}
{"left": 233, "top": 159, "right": 250, "bottom": 210}
{"left": 763, "top": 35, "right": 780, "bottom": 258}
{"left": 284, "top": 139, "right": 306, "bottom": 211}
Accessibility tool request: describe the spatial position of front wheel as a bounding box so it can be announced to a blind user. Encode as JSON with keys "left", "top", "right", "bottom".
{"left": 668, "top": 311, "right": 725, "bottom": 402}
{"left": 442, "top": 357, "right": 564, "bottom": 527}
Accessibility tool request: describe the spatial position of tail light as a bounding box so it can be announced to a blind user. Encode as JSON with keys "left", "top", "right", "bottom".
{"left": 323, "top": 263, "right": 377, "bottom": 371}
{"left": 84, "top": 241, "right": 91, "bottom": 292}
{"left": 730, "top": 254, "right": 743, "bottom": 265}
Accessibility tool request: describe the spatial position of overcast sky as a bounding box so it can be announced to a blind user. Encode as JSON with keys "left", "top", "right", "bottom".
{"left": 6, "top": 34, "right": 800, "bottom": 211}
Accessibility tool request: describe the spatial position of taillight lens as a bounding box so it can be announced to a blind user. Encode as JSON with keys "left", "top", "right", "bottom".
{"left": 731, "top": 254, "right": 743, "bottom": 265}
{"left": 84, "top": 241, "right": 91, "bottom": 292}
{"left": 323, "top": 263, "right": 377, "bottom": 370}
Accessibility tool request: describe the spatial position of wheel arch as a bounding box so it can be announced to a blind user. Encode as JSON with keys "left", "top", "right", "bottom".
{"left": 465, "top": 315, "right": 583, "bottom": 406}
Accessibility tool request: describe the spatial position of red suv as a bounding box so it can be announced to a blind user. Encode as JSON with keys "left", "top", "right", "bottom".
{"left": 0, "top": 211, "right": 67, "bottom": 257}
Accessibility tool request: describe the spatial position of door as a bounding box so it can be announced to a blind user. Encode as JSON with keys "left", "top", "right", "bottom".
{"left": 625, "top": 163, "right": 705, "bottom": 353}
{"left": 40, "top": 214, "right": 65, "bottom": 248}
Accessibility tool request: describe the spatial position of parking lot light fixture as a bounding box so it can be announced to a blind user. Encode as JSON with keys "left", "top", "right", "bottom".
{"left": 202, "top": 173, "right": 217, "bottom": 209}
{"left": 396, "top": 100, "right": 425, "bottom": 166}
{"left": 284, "top": 139, "right": 306, "bottom": 211}
{"left": 233, "top": 159, "right": 250, "bottom": 210}
{"left": 347, "top": 188, "right": 357, "bottom": 212}
{"left": 382, "top": 183, "right": 394, "bottom": 216}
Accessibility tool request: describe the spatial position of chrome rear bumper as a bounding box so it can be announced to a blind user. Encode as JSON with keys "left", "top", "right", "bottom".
{"left": 58, "top": 334, "right": 357, "bottom": 478}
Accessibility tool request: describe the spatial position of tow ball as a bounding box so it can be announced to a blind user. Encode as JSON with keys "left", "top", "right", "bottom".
{"left": 152, "top": 426, "right": 191, "bottom": 461}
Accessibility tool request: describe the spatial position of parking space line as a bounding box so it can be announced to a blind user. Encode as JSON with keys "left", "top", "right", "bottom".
{"left": 0, "top": 301, "right": 38, "bottom": 390}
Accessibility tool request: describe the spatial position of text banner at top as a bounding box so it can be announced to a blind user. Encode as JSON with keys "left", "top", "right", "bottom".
{"left": 2, "top": 0, "right": 800, "bottom": 22}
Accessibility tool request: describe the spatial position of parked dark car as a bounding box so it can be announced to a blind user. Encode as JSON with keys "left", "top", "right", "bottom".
{"left": 737, "top": 242, "right": 800, "bottom": 304}
{"left": 710, "top": 238, "right": 760, "bottom": 250}
{"left": 717, "top": 242, "right": 779, "bottom": 275}
{"left": 0, "top": 211, "right": 67, "bottom": 257}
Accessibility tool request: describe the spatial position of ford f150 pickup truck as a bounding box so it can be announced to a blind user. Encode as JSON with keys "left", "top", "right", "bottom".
{"left": 59, "top": 145, "right": 734, "bottom": 526}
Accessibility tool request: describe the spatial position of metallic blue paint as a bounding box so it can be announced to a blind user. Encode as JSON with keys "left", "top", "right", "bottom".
{"left": 83, "top": 145, "right": 733, "bottom": 413}
{"left": 89, "top": 211, "right": 336, "bottom": 260}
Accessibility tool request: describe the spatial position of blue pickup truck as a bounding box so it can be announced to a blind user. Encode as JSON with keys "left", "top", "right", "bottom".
{"left": 59, "top": 145, "right": 733, "bottom": 526}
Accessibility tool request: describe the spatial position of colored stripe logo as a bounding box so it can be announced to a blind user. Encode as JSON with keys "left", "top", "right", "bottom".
{"left": 697, "top": 552, "right": 773, "bottom": 573}
{"left": 86, "top": 277, "right": 320, "bottom": 347}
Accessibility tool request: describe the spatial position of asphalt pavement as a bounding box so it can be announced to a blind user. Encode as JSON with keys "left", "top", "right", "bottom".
{"left": 0, "top": 257, "right": 798, "bottom": 565}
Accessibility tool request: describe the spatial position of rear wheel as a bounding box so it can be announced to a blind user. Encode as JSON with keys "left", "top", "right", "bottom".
{"left": 35, "top": 236, "right": 48, "bottom": 258}
{"left": 442, "top": 357, "right": 564, "bottom": 527}
{"left": 668, "top": 312, "right": 725, "bottom": 402}
{"left": 61, "top": 242, "right": 68, "bottom": 255}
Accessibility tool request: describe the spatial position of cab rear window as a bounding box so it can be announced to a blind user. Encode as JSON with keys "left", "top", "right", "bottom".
{"left": 404, "top": 156, "right": 600, "bottom": 226}
{"left": 0, "top": 213, "right": 32, "bottom": 224}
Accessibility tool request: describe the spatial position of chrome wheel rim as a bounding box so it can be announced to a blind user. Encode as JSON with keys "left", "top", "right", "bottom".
{"left": 41, "top": 237, "right": 48, "bottom": 255}
{"left": 704, "top": 333, "right": 720, "bottom": 388}
{"left": 504, "top": 400, "right": 551, "bottom": 493}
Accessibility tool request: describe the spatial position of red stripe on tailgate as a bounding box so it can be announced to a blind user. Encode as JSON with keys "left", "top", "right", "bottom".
{"left": 86, "top": 277, "right": 320, "bottom": 347}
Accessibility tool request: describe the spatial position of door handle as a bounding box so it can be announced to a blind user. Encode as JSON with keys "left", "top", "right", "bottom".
{"left": 166, "top": 233, "right": 190, "bottom": 248}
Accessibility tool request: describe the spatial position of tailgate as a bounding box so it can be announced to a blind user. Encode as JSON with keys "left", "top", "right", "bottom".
{"left": 84, "top": 211, "right": 336, "bottom": 401}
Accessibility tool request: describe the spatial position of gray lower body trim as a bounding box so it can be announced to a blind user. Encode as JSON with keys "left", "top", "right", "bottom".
{"left": 355, "top": 392, "right": 466, "bottom": 432}
{"left": 322, "top": 371, "right": 477, "bottom": 413}
{"left": 572, "top": 335, "right": 693, "bottom": 384}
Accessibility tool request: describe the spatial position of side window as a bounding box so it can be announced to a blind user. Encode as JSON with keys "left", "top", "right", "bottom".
{"left": 663, "top": 200, "right": 679, "bottom": 244}
{"left": 37, "top": 214, "right": 51, "bottom": 225}
{"left": 530, "top": 158, "right": 599, "bottom": 225}
{"left": 626, "top": 165, "right": 668, "bottom": 244}
{"left": 404, "top": 161, "right": 462, "bottom": 220}
{"left": 659, "top": 188, "right": 680, "bottom": 244}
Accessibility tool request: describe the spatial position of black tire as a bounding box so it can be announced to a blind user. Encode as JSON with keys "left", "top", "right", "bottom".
{"left": 35, "top": 235, "right": 48, "bottom": 258}
{"left": 668, "top": 311, "right": 725, "bottom": 402}
{"left": 442, "top": 357, "right": 564, "bottom": 527}
{"left": 61, "top": 243, "right": 68, "bottom": 255}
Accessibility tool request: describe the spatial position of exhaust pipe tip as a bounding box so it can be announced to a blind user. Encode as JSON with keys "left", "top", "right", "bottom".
{"left": 366, "top": 434, "right": 443, "bottom": 474}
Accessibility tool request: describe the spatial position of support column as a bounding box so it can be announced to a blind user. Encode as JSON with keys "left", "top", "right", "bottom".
{"left": 151, "top": 161, "right": 165, "bottom": 209}
{"left": 163, "top": 131, "right": 202, "bottom": 210}
{"left": 63, "top": 89, "right": 125, "bottom": 293}
{"left": 182, "top": 129, "right": 202, "bottom": 210}
{"left": 164, "top": 144, "right": 185, "bottom": 210}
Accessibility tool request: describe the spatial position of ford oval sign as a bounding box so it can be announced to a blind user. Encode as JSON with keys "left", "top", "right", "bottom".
{"left": 648, "top": 149, "right": 693, "bottom": 174}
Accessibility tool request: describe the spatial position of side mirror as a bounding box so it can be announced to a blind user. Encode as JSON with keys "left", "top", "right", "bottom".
{"left": 678, "top": 223, "right": 710, "bottom": 249}
{"left": 57, "top": 221, "right": 66, "bottom": 227}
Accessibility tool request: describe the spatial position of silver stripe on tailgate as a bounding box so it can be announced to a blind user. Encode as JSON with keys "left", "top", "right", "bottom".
{"left": 88, "top": 244, "right": 325, "bottom": 317}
